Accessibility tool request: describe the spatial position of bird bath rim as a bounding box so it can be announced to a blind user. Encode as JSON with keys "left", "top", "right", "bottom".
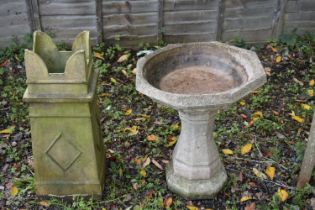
{"left": 136, "top": 42, "right": 266, "bottom": 110}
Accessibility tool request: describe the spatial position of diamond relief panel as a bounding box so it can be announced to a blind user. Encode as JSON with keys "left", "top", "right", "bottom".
{"left": 45, "top": 132, "right": 81, "bottom": 173}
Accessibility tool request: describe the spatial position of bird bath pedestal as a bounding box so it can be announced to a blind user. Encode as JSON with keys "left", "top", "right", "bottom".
{"left": 136, "top": 42, "right": 266, "bottom": 199}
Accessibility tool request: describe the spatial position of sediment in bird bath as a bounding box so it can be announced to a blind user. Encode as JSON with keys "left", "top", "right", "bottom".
{"left": 159, "top": 66, "right": 238, "bottom": 94}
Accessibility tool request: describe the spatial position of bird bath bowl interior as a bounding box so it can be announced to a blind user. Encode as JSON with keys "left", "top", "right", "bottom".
{"left": 136, "top": 42, "right": 266, "bottom": 199}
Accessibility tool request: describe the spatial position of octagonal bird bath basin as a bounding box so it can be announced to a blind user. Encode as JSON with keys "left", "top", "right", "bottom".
{"left": 136, "top": 42, "right": 266, "bottom": 199}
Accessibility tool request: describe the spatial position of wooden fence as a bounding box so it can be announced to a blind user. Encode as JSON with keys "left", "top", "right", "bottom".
{"left": 1, "top": 0, "right": 315, "bottom": 48}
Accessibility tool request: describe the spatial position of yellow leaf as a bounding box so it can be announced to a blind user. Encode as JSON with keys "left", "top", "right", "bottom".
{"left": 102, "top": 208, "right": 106, "bottom": 210}
{"left": 166, "top": 136, "right": 177, "bottom": 147}
{"left": 170, "top": 123, "right": 180, "bottom": 131}
{"left": 39, "top": 200, "right": 50, "bottom": 207}
{"left": 289, "top": 111, "right": 304, "bottom": 123}
{"left": 164, "top": 197, "right": 173, "bottom": 208}
{"left": 132, "top": 68, "right": 137, "bottom": 75}
{"left": 94, "top": 52, "right": 104, "bottom": 60}
{"left": 222, "top": 149, "right": 234, "bottom": 155}
{"left": 117, "top": 54, "right": 130, "bottom": 63}
{"left": 240, "top": 196, "right": 252, "bottom": 202}
{"left": 0, "top": 125, "right": 15, "bottom": 134}
{"left": 125, "top": 109, "right": 133, "bottom": 116}
{"left": 265, "top": 166, "right": 276, "bottom": 180}
{"left": 110, "top": 77, "right": 117, "bottom": 84}
{"left": 147, "top": 134, "right": 159, "bottom": 142}
{"left": 241, "top": 143, "right": 253, "bottom": 155}
{"left": 275, "top": 55, "right": 282, "bottom": 63}
{"left": 239, "top": 100, "right": 246, "bottom": 106}
{"left": 253, "top": 167, "right": 267, "bottom": 179}
{"left": 301, "top": 104, "right": 312, "bottom": 111}
{"left": 277, "top": 188, "right": 289, "bottom": 202}
{"left": 125, "top": 126, "right": 139, "bottom": 136}
{"left": 139, "top": 168, "right": 147, "bottom": 177}
{"left": 186, "top": 205, "right": 199, "bottom": 210}
{"left": 10, "top": 185, "right": 18, "bottom": 197}
{"left": 309, "top": 79, "right": 315, "bottom": 87}
{"left": 307, "top": 89, "right": 314, "bottom": 97}
{"left": 252, "top": 111, "right": 263, "bottom": 122}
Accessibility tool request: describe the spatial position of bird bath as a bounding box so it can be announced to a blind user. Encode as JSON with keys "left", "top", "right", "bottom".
{"left": 136, "top": 42, "right": 266, "bottom": 199}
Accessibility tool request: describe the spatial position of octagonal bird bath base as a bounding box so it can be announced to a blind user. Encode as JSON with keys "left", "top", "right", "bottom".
{"left": 136, "top": 42, "right": 266, "bottom": 199}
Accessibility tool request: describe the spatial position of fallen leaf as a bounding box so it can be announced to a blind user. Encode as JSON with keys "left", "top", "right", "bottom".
{"left": 139, "top": 168, "right": 147, "bottom": 177}
{"left": 293, "top": 77, "right": 304, "bottom": 86}
{"left": 117, "top": 54, "right": 130, "bottom": 63}
{"left": 289, "top": 111, "right": 304, "bottom": 123}
{"left": 186, "top": 204, "right": 199, "bottom": 210}
{"left": 39, "top": 200, "right": 50, "bottom": 207}
{"left": 125, "top": 126, "right": 139, "bottom": 136}
{"left": 239, "top": 100, "right": 246, "bottom": 106}
{"left": 0, "top": 125, "right": 15, "bottom": 134}
{"left": 110, "top": 77, "right": 118, "bottom": 85}
{"left": 166, "top": 136, "right": 177, "bottom": 147}
{"left": 252, "top": 111, "right": 263, "bottom": 122}
{"left": 271, "top": 46, "right": 278, "bottom": 52}
{"left": 240, "top": 196, "right": 252, "bottom": 202}
{"left": 94, "top": 52, "right": 104, "bottom": 60}
{"left": 253, "top": 168, "right": 267, "bottom": 179}
{"left": 122, "top": 69, "right": 128, "bottom": 77}
{"left": 164, "top": 197, "right": 173, "bottom": 208}
{"left": 301, "top": 104, "right": 312, "bottom": 110}
{"left": 265, "top": 166, "right": 276, "bottom": 180}
{"left": 241, "top": 143, "right": 253, "bottom": 155}
{"left": 222, "top": 149, "right": 234, "bottom": 155}
{"left": 277, "top": 188, "right": 289, "bottom": 202}
{"left": 309, "top": 79, "right": 315, "bottom": 87}
{"left": 125, "top": 109, "right": 132, "bottom": 116}
{"left": 275, "top": 55, "right": 282, "bottom": 63}
{"left": 152, "top": 159, "right": 163, "bottom": 170}
{"left": 147, "top": 134, "right": 159, "bottom": 142}
{"left": 142, "top": 157, "right": 151, "bottom": 168}
{"left": 132, "top": 182, "right": 139, "bottom": 190}
{"left": 264, "top": 67, "right": 272, "bottom": 76}
{"left": 307, "top": 89, "right": 314, "bottom": 97}
{"left": 245, "top": 202, "right": 256, "bottom": 210}
{"left": 132, "top": 68, "right": 137, "bottom": 75}
{"left": 10, "top": 185, "right": 18, "bottom": 197}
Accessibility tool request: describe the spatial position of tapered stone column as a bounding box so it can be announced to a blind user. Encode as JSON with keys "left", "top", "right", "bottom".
{"left": 23, "top": 31, "right": 105, "bottom": 196}
{"left": 166, "top": 110, "right": 227, "bottom": 199}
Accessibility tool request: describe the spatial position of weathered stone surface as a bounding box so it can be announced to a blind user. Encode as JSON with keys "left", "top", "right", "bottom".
{"left": 136, "top": 42, "right": 266, "bottom": 198}
{"left": 23, "top": 31, "right": 105, "bottom": 196}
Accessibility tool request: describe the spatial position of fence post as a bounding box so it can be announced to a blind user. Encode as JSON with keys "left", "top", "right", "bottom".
{"left": 23, "top": 31, "right": 105, "bottom": 196}
{"left": 297, "top": 112, "right": 315, "bottom": 188}
{"left": 26, "top": 0, "right": 42, "bottom": 31}
{"left": 216, "top": 0, "right": 225, "bottom": 41}
{"left": 96, "top": 0, "right": 104, "bottom": 43}
{"left": 158, "top": 0, "right": 165, "bottom": 43}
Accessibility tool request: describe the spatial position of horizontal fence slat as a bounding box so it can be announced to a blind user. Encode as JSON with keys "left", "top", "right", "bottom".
{"left": 103, "top": 13, "right": 158, "bottom": 25}
{"left": 102, "top": 1, "right": 159, "bottom": 14}
{"left": 164, "top": 0, "right": 219, "bottom": 11}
